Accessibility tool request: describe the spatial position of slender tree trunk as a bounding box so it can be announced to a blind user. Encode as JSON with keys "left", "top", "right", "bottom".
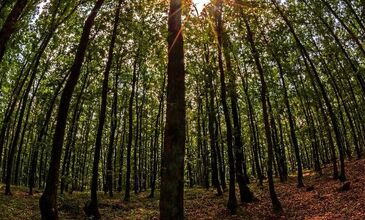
{"left": 215, "top": 114, "right": 226, "bottom": 190}
{"left": 60, "top": 79, "right": 86, "bottom": 194}
{"left": 84, "top": 0, "right": 122, "bottom": 217}
{"left": 28, "top": 75, "right": 66, "bottom": 195}
{"left": 244, "top": 16, "right": 283, "bottom": 212}
{"left": 124, "top": 47, "right": 140, "bottom": 201}
{"left": 240, "top": 73, "right": 263, "bottom": 186}
{"left": 197, "top": 95, "right": 209, "bottom": 189}
{"left": 133, "top": 78, "right": 140, "bottom": 194}
{"left": 81, "top": 110, "right": 92, "bottom": 191}
{"left": 117, "top": 105, "right": 127, "bottom": 193}
{"left": 149, "top": 73, "right": 165, "bottom": 198}
{"left": 273, "top": 54, "right": 304, "bottom": 187}
{"left": 5, "top": 92, "right": 28, "bottom": 195}
{"left": 201, "top": 100, "right": 210, "bottom": 189}
{"left": 214, "top": 0, "right": 237, "bottom": 213}
{"left": 0, "top": 49, "right": 32, "bottom": 169}
{"left": 4, "top": 53, "right": 45, "bottom": 194}
{"left": 224, "top": 42, "right": 254, "bottom": 202}
{"left": 14, "top": 68, "right": 44, "bottom": 185}
{"left": 106, "top": 68, "right": 119, "bottom": 198}
{"left": 105, "top": 0, "right": 123, "bottom": 199}
{"left": 39, "top": 1, "right": 104, "bottom": 219}
{"left": 205, "top": 68, "right": 222, "bottom": 195}
{"left": 268, "top": 98, "right": 286, "bottom": 182}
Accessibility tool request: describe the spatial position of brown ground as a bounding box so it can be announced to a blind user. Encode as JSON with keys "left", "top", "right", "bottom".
{"left": 1, "top": 158, "right": 364, "bottom": 219}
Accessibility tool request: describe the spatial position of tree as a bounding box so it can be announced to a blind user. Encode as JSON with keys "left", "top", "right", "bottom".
{"left": 244, "top": 15, "right": 283, "bottom": 212}
{"left": 124, "top": 50, "right": 139, "bottom": 201}
{"left": 214, "top": 0, "right": 238, "bottom": 214}
{"left": 159, "top": 0, "right": 186, "bottom": 219}
{"left": 39, "top": 1, "right": 105, "bottom": 219}
{"left": 84, "top": 0, "right": 123, "bottom": 217}
{"left": 0, "top": 0, "right": 364, "bottom": 219}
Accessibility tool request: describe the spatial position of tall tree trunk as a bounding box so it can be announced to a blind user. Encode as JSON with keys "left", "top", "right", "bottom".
{"left": 84, "top": 0, "right": 122, "bottom": 217}
{"left": 60, "top": 78, "right": 87, "bottom": 194}
{"left": 271, "top": 52, "right": 304, "bottom": 187}
{"left": 117, "top": 114, "right": 126, "bottom": 193}
{"left": 149, "top": 72, "right": 165, "bottom": 198}
{"left": 39, "top": 0, "right": 104, "bottom": 219}
{"left": 4, "top": 92, "right": 28, "bottom": 195}
{"left": 104, "top": 0, "right": 124, "bottom": 199}
{"left": 281, "top": 71, "right": 304, "bottom": 185}
{"left": 159, "top": 0, "right": 185, "bottom": 218}
{"left": 214, "top": 0, "right": 237, "bottom": 213}
{"left": 133, "top": 78, "right": 140, "bottom": 194}
{"left": 197, "top": 95, "right": 209, "bottom": 189}
{"left": 14, "top": 68, "right": 44, "bottom": 185}
{"left": 244, "top": 16, "right": 283, "bottom": 212}
{"left": 215, "top": 113, "right": 227, "bottom": 190}
{"left": 205, "top": 68, "right": 222, "bottom": 195}
{"left": 28, "top": 75, "right": 67, "bottom": 195}
{"left": 267, "top": 98, "right": 286, "bottom": 182}
{"left": 124, "top": 50, "right": 139, "bottom": 202}
{"left": 0, "top": 48, "right": 33, "bottom": 169}
{"left": 106, "top": 67, "right": 119, "bottom": 198}
{"left": 240, "top": 73, "right": 263, "bottom": 186}
{"left": 4, "top": 53, "right": 46, "bottom": 194}
{"left": 224, "top": 41, "right": 254, "bottom": 203}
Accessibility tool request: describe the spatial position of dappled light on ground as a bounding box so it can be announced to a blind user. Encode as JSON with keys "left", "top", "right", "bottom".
{"left": 1, "top": 158, "right": 364, "bottom": 219}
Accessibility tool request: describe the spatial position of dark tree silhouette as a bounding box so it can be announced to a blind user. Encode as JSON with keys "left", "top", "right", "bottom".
{"left": 159, "top": 0, "right": 186, "bottom": 219}
{"left": 39, "top": 0, "right": 105, "bottom": 219}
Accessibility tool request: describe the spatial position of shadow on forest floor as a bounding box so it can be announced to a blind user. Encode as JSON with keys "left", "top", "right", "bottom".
{"left": 1, "top": 158, "right": 364, "bottom": 219}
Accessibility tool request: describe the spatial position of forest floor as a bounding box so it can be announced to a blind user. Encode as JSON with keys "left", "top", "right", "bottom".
{"left": 1, "top": 158, "right": 364, "bottom": 219}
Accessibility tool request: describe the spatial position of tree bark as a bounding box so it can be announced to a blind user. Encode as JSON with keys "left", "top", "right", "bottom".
{"left": 159, "top": 0, "right": 185, "bottom": 218}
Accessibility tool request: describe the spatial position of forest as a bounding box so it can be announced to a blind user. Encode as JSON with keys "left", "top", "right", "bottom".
{"left": 0, "top": 0, "right": 364, "bottom": 219}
